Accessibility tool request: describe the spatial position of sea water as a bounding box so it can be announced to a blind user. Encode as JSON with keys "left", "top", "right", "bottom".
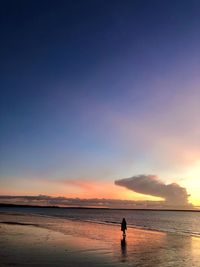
{"left": 1, "top": 206, "right": 200, "bottom": 237}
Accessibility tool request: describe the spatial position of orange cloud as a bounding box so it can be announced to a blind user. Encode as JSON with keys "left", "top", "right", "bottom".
{"left": 39, "top": 178, "right": 165, "bottom": 201}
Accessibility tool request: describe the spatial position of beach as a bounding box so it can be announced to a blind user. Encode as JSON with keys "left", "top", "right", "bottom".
{"left": 1, "top": 212, "right": 200, "bottom": 267}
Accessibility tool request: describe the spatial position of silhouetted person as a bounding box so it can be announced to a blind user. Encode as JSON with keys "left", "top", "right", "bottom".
{"left": 121, "top": 218, "right": 127, "bottom": 236}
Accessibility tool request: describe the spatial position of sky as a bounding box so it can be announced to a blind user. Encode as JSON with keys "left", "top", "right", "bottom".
{"left": 1, "top": 0, "right": 200, "bottom": 208}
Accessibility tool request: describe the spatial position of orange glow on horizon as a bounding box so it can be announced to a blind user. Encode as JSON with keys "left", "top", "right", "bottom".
{"left": 0, "top": 177, "right": 164, "bottom": 202}
{"left": 0, "top": 174, "right": 199, "bottom": 207}
{"left": 180, "top": 160, "right": 200, "bottom": 206}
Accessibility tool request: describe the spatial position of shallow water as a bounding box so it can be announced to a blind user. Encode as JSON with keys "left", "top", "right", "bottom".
{"left": 1, "top": 206, "right": 200, "bottom": 237}
{"left": 1, "top": 213, "right": 200, "bottom": 267}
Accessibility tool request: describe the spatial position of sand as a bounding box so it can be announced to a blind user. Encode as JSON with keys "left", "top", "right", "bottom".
{"left": 1, "top": 212, "right": 200, "bottom": 267}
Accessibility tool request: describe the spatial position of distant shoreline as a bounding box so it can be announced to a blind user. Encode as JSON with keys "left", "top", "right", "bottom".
{"left": 0, "top": 202, "right": 199, "bottom": 212}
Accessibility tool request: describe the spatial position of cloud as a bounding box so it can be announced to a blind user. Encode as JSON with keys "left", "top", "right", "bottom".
{"left": 0, "top": 194, "right": 165, "bottom": 208}
{"left": 115, "top": 175, "right": 191, "bottom": 207}
{"left": 0, "top": 192, "right": 194, "bottom": 210}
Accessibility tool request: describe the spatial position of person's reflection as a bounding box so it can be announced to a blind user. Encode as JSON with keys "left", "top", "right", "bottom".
{"left": 121, "top": 236, "right": 127, "bottom": 262}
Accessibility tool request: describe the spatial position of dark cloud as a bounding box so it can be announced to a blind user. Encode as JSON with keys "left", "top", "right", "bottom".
{"left": 0, "top": 195, "right": 166, "bottom": 209}
{"left": 115, "top": 175, "right": 191, "bottom": 207}
{"left": 0, "top": 192, "right": 193, "bottom": 210}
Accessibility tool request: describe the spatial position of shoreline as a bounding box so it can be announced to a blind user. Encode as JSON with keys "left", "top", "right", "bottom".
{"left": 1, "top": 212, "right": 200, "bottom": 266}
{"left": 1, "top": 210, "right": 200, "bottom": 238}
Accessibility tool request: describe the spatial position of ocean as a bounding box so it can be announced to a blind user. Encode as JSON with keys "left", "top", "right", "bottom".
{"left": 1, "top": 206, "right": 200, "bottom": 237}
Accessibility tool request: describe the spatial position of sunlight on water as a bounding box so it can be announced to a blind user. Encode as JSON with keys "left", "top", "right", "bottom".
{"left": 2, "top": 207, "right": 200, "bottom": 237}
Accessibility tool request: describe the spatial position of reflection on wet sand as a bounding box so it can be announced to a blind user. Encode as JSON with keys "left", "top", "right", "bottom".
{"left": 117, "top": 231, "right": 200, "bottom": 267}
{"left": 120, "top": 235, "right": 127, "bottom": 262}
{"left": 1, "top": 213, "right": 200, "bottom": 267}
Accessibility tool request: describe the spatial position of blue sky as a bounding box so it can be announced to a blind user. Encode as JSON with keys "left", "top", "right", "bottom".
{"left": 1, "top": 0, "right": 200, "bottom": 205}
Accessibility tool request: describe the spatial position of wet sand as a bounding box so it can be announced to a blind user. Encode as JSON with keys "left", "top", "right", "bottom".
{"left": 1, "top": 212, "right": 200, "bottom": 266}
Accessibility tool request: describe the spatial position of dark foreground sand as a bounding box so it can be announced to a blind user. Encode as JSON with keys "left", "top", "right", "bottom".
{"left": 0, "top": 212, "right": 200, "bottom": 267}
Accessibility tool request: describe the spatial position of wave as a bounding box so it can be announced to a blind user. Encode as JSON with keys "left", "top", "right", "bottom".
{"left": 36, "top": 213, "right": 200, "bottom": 238}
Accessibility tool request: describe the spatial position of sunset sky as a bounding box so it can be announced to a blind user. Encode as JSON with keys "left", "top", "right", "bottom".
{"left": 1, "top": 0, "right": 200, "bottom": 208}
